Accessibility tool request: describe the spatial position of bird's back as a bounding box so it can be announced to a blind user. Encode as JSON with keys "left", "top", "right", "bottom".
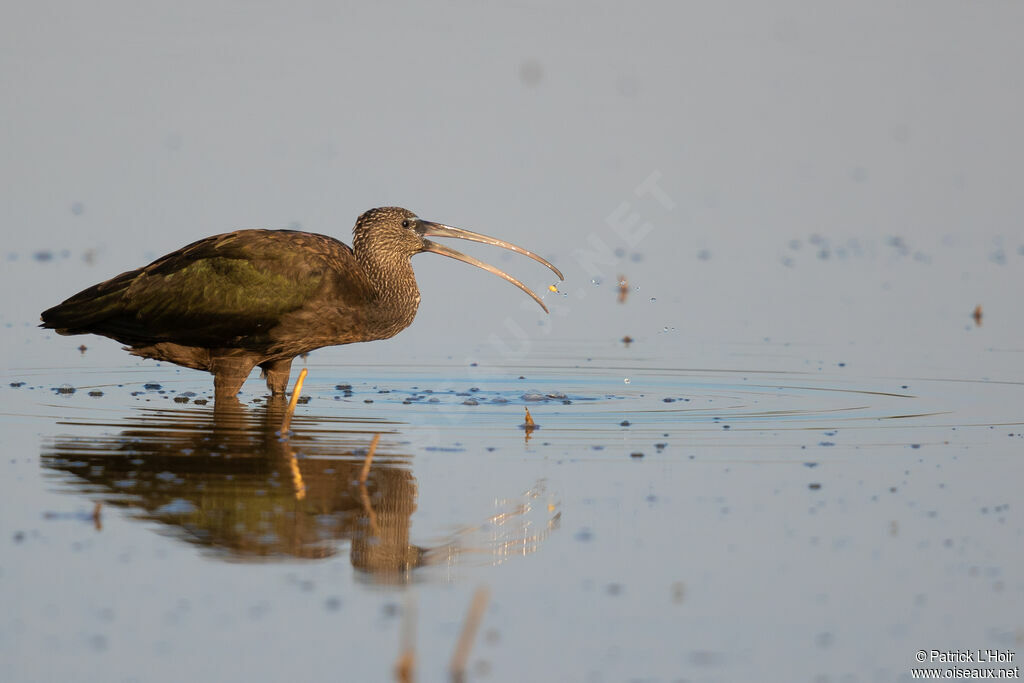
{"left": 41, "top": 229, "right": 370, "bottom": 351}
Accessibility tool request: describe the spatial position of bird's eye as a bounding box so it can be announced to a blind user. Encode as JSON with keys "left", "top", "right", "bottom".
{"left": 401, "top": 219, "right": 410, "bottom": 228}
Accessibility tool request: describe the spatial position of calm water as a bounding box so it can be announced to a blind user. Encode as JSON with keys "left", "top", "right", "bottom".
{"left": 3, "top": 314, "right": 1022, "bottom": 681}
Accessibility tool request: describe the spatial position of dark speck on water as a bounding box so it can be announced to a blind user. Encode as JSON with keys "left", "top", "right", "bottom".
{"left": 809, "top": 483, "right": 822, "bottom": 490}
{"left": 144, "top": 383, "right": 162, "bottom": 390}
{"left": 10, "top": 381, "right": 25, "bottom": 388}
{"left": 53, "top": 385, "right": 75, "bottom": 394}
{"left": 620, "top": 420, "right": 630, "bottom": 426}
{"left": 88, "top": 390, "right": 103, "bottom": 397}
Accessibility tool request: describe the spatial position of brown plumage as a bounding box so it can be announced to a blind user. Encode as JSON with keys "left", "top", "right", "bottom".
{"left": 41, "top": 207, "right": 563, "bottom": 399}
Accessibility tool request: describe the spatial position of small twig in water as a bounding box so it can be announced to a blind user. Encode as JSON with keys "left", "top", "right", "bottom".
{"left": 449, "top": 586, "right": 490, "bottom": 682}
{"left": 394, "top": 594, "right": 417, "bottom": 683}
{"left": 280, "top": 368, "right": 309, "bottom": 433}
{"left": 359, "top": 434, "right": 380, "bottom": 485}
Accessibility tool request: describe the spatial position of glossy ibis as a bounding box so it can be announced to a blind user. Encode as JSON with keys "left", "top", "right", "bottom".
{"left": 41, "top": 207, "right": 563, "bottom": 399}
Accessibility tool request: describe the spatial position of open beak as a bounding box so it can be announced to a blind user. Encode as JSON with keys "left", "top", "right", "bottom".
{"left": 416, "top": 221, "right": 564, "bottom": 313}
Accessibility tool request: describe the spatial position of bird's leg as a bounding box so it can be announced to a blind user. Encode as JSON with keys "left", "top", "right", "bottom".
{"left": 260, "top": 358, "right": 294, "bottom": 396}
{"left": 211, "top": 356, "right": 255, "bottom": 400}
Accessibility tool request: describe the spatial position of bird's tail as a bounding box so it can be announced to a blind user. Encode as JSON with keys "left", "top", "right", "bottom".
{"left": 40, "top": 268, "right": 140, "bottom": 335}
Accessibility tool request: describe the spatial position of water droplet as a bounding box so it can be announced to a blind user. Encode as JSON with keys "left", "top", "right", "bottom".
{"left": 591, "top": 278, "right": 601, "bottom": 286}
{"left": 649, "top": 297, "right": 656, "bottom": 303}
{"left": 623, "top": 378, "right": 631, "bottom": 384}
{"left": 662, "top": 326, "right": 669, "bottom": 332}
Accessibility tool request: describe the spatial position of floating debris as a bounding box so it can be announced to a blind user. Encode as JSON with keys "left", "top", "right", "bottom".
{"left": 53, "top": 384, "right": 75, "bottom": 395}
{"left": 973, "top": 304, "right": 983, "bottom": 327}
{"left": 621, "top": 335, "right": 633, "bottom": 347}
{"left": 617, "top": 275, "right": 629, "bottom": 303}
{"left": 143, "top": 383, "right": 162, "bottom": 390}
{"left": 630, "top": 451, "right": 644, "bottom": 459}
{"left": 77, "top": 344, "right": 87, "bottom": 354}
{"left": 88, "top": 390, "right": 103, "bottom": 397}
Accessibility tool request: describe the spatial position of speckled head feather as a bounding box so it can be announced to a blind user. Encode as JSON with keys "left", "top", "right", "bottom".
{"left": 352, "top": 207, "right": 423, "bottom": 259}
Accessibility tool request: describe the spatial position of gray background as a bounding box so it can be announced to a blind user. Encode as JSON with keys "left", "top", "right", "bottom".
{"left": 5, "top": 1, "right": 1022, "bottom": 363}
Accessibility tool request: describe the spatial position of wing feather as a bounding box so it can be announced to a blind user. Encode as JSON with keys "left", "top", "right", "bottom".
{"left": 41, "top": 230, "right": 359, "bottom": 348}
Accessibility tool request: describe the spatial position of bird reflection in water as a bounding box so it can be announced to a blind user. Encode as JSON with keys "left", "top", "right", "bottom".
{"left": 40, "top": 400, "right": 559, "bottom": 581}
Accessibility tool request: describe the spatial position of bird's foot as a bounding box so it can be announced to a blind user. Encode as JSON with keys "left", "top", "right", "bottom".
{"left": 260, "top": 358, "right": 294, "bottom": 395}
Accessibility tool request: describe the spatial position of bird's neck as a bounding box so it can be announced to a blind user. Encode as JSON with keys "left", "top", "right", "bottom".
{"left": 358, "top": 251, "right": 421, "bottom": 334}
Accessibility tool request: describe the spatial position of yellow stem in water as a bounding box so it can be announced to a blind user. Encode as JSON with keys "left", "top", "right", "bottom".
{"left": 281, "top": 368, "right": 308, "bottom": 433}
{"left": 359, "top": 433, "right": 380, "bottom": 485}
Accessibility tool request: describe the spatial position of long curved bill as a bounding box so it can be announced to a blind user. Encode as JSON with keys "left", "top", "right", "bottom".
{"left": 417, "top": 221, "right": 564, "bottom": 313}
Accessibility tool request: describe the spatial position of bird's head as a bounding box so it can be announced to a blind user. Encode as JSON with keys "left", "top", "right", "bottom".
{"left": 352, "top": 206, "right": 564, "bottom": 312}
